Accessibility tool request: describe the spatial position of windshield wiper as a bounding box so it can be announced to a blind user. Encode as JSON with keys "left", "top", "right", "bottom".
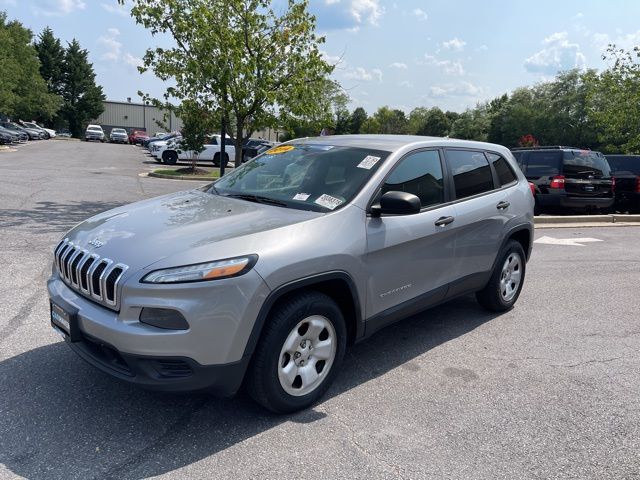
{"left": 225, "top": 193, "right": 289, "bottom": 207}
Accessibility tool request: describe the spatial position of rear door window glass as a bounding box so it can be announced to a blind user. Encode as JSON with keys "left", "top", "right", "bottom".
{"left": 445, "top": 150, "right": 495, "bottom": 199}
{"left": 606, "top": 156, "right": 640, "bottom": 175}
{"left": 525, "top": 151, "right": 561, "bottom": 177}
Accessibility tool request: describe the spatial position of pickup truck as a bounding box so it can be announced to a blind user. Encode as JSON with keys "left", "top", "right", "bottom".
{"left": 161, "top": 135, "right": 236, "bottom": 167}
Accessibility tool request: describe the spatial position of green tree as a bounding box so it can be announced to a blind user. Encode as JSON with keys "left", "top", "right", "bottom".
{"left": 450, "top": 104, "right": 490, "bottom": 141}
{"left": 0, "top": 13, "right": 59, "bottom": 122}
{"left": 123, "top": 0, "right": 334, "bottom": 165}
{"left": 59, "top": 39, "right": 105, "bottom": 137}
{"left": 177, "top": 100, "right": 215, "bottom": 172}
{"left": 34, "top": 27, "right": 65, "bottom": 96}
{"left": 348, "top": 107, "right": 367, "bottom": 134}
{"left": 589, "top": 45, "right": 640, "bottom": 153}
{"left": 417, "top": 107, "right": 450, "bottom": 137}
{"left": 407, "top": 107, "right": 429, "bottom": 135}
{"left": 372, "top": 106, "right": 407, "bottom": 134}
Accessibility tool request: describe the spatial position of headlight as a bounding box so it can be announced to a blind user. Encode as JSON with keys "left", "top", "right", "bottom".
{"left": 141, "top": 255, "right": 258, "bottom": 284}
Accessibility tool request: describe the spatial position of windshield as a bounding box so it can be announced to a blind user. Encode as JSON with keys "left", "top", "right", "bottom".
{"left": 87, "top": 126, "right": 102, "bottom": 131}
{"left": 112, "top": 128, "right": 126, "bottom": 134}
{"left": 209, "top": 144, "right": 390, "bottom": 212}
{"left": 606, "top": 155, "right": 640, "bottom": 175}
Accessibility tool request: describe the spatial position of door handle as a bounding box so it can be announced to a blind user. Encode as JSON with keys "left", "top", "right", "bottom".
{"left": 435, "top": 216, "right": 455, "bottom": 227}
{"left": 496, "top": 201, "right": 510, "bottom": 210}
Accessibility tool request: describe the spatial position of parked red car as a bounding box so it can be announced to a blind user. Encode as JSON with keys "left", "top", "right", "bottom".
{"left": 129, "top": 129, "right": 150, "bottom": 145}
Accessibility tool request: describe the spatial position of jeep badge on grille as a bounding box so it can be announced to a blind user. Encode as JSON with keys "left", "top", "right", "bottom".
{"left": 88, "top": 238, "right": 104, "bottom": 248}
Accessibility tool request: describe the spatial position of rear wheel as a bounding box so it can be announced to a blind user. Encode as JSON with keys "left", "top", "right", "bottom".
{"left": 247, "top": 291, "right": 346, "bottom": 413}
{"left": 476, "top": 240, "right": 526, "bottom": 312}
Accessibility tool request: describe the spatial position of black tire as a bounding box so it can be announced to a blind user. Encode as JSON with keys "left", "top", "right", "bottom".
{"left": 163, "top": 151, "right": 178, "bottom": 165}
{"left": 212, "top": 153, "right": 229, "bottom": 168}
{"left": 476, "top": 240, "right": 526, "bottom": 312}
{"left": 246, "top": 291, "right": 347, "bottom": 414}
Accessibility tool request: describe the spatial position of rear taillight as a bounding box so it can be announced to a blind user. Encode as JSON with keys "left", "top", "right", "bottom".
{"left": 549, "top": 175, "right": 565, "bottom": 189}
{"left": 635, "top": 176, "right": 640, "bottom": 193}
{"left": 611, "top": 177, "right": 616, "bottom": 193}
{"left": 528, "top": 182, "right": 536, "bottom": 196}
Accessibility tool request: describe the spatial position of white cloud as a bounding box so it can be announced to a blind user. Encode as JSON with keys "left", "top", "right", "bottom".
{"left": 123, "top": 53, "right": 143, "bottom": 68}
{"left": 524, "top": 31, "right": 586, "bottom": 75}
{"left": 412, "top": 8, "right": 428, "bottom": 21}
{"left": 477, "top": 44, "right": 489, "bottom": 52}
{"left": 427, "top": 81, "right": 482, "bottom": 98}
{"left": 423, "top": 55, "right": 465, "bottom": 76}
{"left": 101, "top": 2, "right": 129, "bottom": 17}
{"left": 320, "top": 50, "right": 344, "bottom": 66}
{"left": 345, "top": 66, "right": 382, "bottom": 82}
{"left": 350, "top": 0, "right": 384, "bottom": 26}
{"left": 398, "top": 80, "right": 413, "bottom": 88}
{"left": 591, "top": 30, "right": 640, "bottom": 53}
{"left": 442, "top": 37, "right": 466, "bottom": 51}
{"left": 31, "top": 0, "right": 86, "bottom": 16}
{"left": 98, "top": 28, "right": 122, "bottom": 62}
{"left": 389, "top": 62, "right": 408, "bottom": 69}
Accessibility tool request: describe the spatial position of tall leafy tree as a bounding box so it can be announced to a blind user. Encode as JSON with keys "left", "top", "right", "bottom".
{"left": 35, "top": 27, "right": 65, "bottom": 95}
{"left": 372, "top": 106, "right": 408, "bottom": 134}
{"left": 348, "top": 107, "right": 367, "bottom": 134}
{"left": 59, "top": 39, "right": 105, "bottom": 137}
{"left": 123, "top": 0, "right": 334, "bottom": 165}
{"left": 0, "top": 13, "right": 59, "bottom": 121}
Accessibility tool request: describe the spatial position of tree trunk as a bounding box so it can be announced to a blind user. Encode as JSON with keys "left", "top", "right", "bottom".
{"left": 234, "top": 122, "right": 244, "bottom": 166}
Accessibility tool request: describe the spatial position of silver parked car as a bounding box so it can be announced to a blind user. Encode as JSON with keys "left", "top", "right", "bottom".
{"left": 109, "top": 128, "right": 129, "bottom": 144}
{"left": 47, "top": 135, "right": 534, "bottom": 413}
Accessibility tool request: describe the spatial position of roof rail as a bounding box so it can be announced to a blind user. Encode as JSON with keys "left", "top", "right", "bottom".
{"left": 511, "top": 145, "right": 586, "bottom": 151}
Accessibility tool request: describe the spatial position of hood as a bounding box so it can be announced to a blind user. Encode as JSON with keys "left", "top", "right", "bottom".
{"left": 63, "top": 189, "right": 321, "bottom": 272}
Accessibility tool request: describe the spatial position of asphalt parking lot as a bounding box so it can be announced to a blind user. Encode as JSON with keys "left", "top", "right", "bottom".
{"left": 1, "top": 140, "right": 639, "bottom": 480}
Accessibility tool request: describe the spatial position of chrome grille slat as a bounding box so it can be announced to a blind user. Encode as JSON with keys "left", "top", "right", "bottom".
{"left": 53, "top": 239, "right": 128, "bottom": 311}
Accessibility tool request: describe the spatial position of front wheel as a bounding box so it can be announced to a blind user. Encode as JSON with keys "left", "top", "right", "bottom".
{"left": 163, "top": 151, "right": 178, "bottom": 165}
{"left": 212, "top": 153, "right": 229, "bottom": 168}
{"left": 246, "top": 291, "right": 346, "bottom": 413}
{"left": 476, "top": 240, "right": 526, "bottom": 312}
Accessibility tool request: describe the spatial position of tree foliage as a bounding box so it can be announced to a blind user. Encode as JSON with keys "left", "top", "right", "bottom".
{"left": 34, "top": 27, "right": 65, "bottom": 96}
{"left": 123, "top": 0, "right": 334, "bottom": 164}
{"left": 58, "top": 39, "right": 105, "bottom": 136}
{"left": 177, "top": 100, "right": 216, "bottom": 172}
{"left": 0, "top": 13, "right": 59, "bottom": 122}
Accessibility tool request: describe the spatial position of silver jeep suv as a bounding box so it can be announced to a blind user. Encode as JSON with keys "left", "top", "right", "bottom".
{"left": 48, "top": 135, "right": 534, "bottom": 413}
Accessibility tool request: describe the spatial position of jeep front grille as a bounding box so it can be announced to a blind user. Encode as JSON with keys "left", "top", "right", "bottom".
{"left": 54, "top": 239, "right": 128, "bottom": 310}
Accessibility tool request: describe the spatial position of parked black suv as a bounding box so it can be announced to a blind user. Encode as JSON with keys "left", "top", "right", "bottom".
{"left": 511, "top": 146, "right": 614, "bottom": 214}
{"left": 606, "top": 155, "right": 640, "bottom": 213}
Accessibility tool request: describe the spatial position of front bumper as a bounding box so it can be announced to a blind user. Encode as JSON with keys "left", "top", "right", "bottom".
{"left": 47, "top": 269, "right": 270, "bottom": 394}
{"left": 86, "top": 134, "right": 104, "bottom": 141}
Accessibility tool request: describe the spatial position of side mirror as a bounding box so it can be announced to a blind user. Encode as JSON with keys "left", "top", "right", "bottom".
{"left": 370, "top": 191, "right": 421, "bottom": 217}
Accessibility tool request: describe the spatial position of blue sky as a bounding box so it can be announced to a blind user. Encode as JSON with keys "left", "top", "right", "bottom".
{"left": 4, "top": 0, "right": 640, "bottom": 113}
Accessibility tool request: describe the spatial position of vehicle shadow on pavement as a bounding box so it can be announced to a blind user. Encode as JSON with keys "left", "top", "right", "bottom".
{"left": 0, "top": 296, "right": 499, "bottom": 479}
{"left": 0, "top": 200, "right": 125, "bottom": 234}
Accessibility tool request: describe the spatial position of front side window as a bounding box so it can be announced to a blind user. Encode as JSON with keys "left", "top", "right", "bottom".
{"left": 211, "top": 144, "right": 389, "bottom": 212}
{"left": 381, "top": 150, "right": 444, "bottom": 208}
{"left": 445, "top": 150, "right": 495, "bottom": 199}
{"left": 487, "top": 152, "right": 517, "bottom": 186}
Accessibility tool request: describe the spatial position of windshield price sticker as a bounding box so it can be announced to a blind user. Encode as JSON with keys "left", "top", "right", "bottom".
{"left": 266, "top": 145, "right": 295, "bottom": 155}
{"left": 357, "top": 155, "right": 381, "bottom": 169}
{"left": 293, "top": 193, "right": 310, "bottom": 201}
{"left": 315, "top": 194, "right": 343, "bottom": 210}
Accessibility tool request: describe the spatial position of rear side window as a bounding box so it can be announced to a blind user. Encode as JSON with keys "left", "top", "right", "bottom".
{"left": 382, "top": 150, "right": 444, "bottom": 208}
{"left": 563, "top": 151, "right": 610, "bottom": 176}
{"left": 445, "top": 150, "right": 495, "bottom": 199}
{"left": 487, "top": 152, "right": 517, "bottom": 186}
{"left": 526, "top": 151, "right": 561, "bottom": 177}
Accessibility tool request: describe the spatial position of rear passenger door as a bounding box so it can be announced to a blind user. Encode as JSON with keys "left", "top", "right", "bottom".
{"left": 444, "top": 149, "right": 507, "bottom": 295}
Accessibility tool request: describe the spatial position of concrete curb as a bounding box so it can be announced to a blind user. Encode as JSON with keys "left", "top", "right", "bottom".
{"left": 535, "top": 214, "right": 640, "bottom": 228}
{"left": 148, "top": 171, "right": 217, "bottom": 181}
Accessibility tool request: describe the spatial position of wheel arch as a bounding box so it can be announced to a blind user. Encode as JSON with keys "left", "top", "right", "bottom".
{"left": 242, "top": 271, "right": 364, "bottom": 360}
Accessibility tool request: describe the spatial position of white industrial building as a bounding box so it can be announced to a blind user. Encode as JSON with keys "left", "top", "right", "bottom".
{"left": 95, "top": 100, "right": 281, "bottom": 141}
